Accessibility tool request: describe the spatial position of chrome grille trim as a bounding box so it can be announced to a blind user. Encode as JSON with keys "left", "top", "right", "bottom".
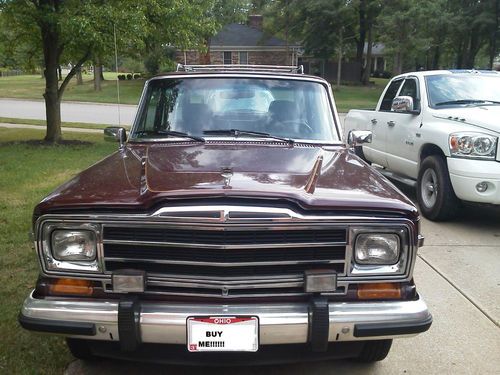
{"left": 102, "top": 239, "right": 347, "bottom": 250}
{"left": 103, "top": 257, "right": 346, "bottom": 267}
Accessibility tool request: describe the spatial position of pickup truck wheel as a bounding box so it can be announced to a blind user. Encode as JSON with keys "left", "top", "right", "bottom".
{"left": 66, "top": 338, "right": 96, "bottom": 361}
{"left": 355, "top": 339, "right": 392, "bottom": 362}
{"left": 417, "top": 155, "right": 459, "bottom": 221}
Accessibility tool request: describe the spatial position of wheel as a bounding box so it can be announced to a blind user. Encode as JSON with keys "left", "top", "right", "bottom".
{"left": 66, "top": 338, "right": 96, "bottom": 361}
{"left": 417, "top": 155, "right": 460, "bottom": 221}
{"left": 354, "top": 145, "right": 371, "bottom": 164}
{"left": 355, "top": 339, "right": 393, "bottom": 362}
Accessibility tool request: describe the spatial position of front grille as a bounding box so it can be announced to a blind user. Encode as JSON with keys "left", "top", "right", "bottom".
{"left": 104, "top": 227, "right": 346, "bottom": 245}
{"left": 102, "top": 225, "right": 348, "bottom": 298}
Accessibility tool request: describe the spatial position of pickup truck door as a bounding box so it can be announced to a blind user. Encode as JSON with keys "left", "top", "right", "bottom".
{"left": 385, "top": 77, "right": 423, "bottom": 179}
{"left": 365, "top": 78, "right": 404, "bottom": 167}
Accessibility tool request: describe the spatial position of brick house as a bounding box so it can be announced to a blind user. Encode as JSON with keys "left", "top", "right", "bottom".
{"left": 176, "top": 16, "right": 302, "bottom": 67}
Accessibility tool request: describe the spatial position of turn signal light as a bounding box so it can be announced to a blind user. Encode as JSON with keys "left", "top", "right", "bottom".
{"left": 48, "top": 278, "right": 94, "bottom": 296}
{"left": 357, "top": 282, "right": 401, "bottom": 300}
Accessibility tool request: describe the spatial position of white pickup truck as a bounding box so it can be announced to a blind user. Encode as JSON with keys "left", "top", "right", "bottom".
{"left": 344, "top": 70, "right": 500, "bottom": 221}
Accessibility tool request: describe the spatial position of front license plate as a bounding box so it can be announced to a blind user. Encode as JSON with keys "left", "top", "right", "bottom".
{"left": 187, "top": 316, "right": 259, "bottom": 352}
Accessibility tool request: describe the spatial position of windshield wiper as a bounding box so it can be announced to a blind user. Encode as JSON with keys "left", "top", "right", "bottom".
{"left": 135, "top": 130, "right": 205, "bottom": 142}
{"left": 435, "top": 99, "right": 499, "bottom": 106}
{"left": 203, "top": 129, "right": 295, "bottom": 145}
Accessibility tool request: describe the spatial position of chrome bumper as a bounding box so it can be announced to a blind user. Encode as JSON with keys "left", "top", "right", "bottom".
{"left": 20, "top": 291, "right": 432, "bottom": 345}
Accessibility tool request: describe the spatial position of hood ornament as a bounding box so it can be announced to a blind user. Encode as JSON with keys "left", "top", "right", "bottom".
{"left": 221, "top": 167, "right": 233, "bottom": 189}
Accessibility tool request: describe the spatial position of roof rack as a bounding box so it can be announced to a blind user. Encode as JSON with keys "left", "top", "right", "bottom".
{"left": 176, "top": 64, "right": 304, "bottom": 74}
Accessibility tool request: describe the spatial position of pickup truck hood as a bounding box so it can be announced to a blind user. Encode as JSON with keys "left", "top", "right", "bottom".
{"left": 433, "top": 106, "right": 500, "bottom": 134}
{"left": 35, "top": 142, "right": 417, "bottom": 218}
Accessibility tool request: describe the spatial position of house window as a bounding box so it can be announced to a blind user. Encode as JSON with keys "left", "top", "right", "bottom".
{"left": 223, "top": 51, "right": 232, "bottom": 65}
{"left": 239, "top": 51, "right": 248, "bottom": 65}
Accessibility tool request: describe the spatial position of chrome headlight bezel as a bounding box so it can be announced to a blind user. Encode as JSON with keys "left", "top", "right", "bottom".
{"left": 449, "top": 132, "right": 498, "bottom": 160}
{"left": 40, "top": 222, "right": 102, "bottom": 273}
{"left": 349, "top": 227, "right": 409, "bottom": 276}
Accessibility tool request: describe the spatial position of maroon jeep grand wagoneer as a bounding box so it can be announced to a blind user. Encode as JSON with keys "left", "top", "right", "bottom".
{"left": 20, "top": 64, "right": 431, "bottom": 364}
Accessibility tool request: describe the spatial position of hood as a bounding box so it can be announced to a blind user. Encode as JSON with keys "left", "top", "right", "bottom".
{"left": 35, "top": 142, "right": 417, "bottom": 218}
{"left": 433, "top": 105, "right": 500, "bottom": 134}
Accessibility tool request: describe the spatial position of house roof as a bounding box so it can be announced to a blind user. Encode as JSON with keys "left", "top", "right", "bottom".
{"left": 210, "top": 23, "right": 300, "bottom": 48}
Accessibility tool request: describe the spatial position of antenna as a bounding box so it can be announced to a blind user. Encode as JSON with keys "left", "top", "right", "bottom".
{"left": 113, "top": 23, "right": 121, "bottom": 127}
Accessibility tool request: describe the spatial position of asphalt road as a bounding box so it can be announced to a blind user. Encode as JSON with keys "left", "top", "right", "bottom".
{"left": 64, "top": 187, "right": 500, "bottom": 375}
{"left": 0, "top": 98, "right": 137, "bottom": 126}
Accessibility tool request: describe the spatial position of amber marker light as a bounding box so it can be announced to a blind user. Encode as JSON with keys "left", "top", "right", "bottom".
{"left": 357, "top": 282, "right": 402, "bottom": 300}
{"left": 48, "top": 278, "right": 94, "bottom": 296}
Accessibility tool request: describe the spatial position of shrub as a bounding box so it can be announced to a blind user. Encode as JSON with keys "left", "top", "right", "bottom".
{"left": 133, "top": 73, "right": 141, "bottom": 79}
{"left": 117, "top": 74, "right": 125, "bottom": 80}
{"left": 126, "top": 73, "right": 132, "bottom": 80}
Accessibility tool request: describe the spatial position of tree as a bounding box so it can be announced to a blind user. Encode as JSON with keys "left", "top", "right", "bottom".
{"left": 1, "top": 0, "right": 146, "bottom": 142}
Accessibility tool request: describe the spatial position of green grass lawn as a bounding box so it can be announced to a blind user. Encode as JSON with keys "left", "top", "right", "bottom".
{"left": 0, "top": 73, "right": 144, "bottom": 105}
{"left": 0, "top": 74, "right": 388, "bottom": 112}
{"left": 333, "top": 78, "right": 389, "bottom": 113}
{"left": 0, "top": 128, "right": 116, "bottom": 374}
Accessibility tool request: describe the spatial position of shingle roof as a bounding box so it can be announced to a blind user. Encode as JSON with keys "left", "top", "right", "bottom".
{"left": 210, "top": 23, "right": 299, "bottom": 47}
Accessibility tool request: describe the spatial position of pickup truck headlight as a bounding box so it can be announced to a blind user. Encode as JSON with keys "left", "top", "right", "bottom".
{"left": 51, "top": 230, "right": 96, "bottom": 261}
{"left": 40, "top": 223, "right": 101, "bottom": 273}
{"left": 355, "top": 233, "right": 399, "bottom": 265}
{"left": 449, "top": 133, "right": 497, "bottom": 159}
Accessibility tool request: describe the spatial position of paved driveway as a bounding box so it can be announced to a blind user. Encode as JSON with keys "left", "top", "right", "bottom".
{"left": 64, "top": 186, "right": 500, "bottom": 375}
{"left": 0, "top": 99, "right": 137, "bottom": 126}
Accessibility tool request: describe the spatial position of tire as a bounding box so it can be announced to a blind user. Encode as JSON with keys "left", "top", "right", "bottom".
{"left": 66, "top": 338, "right": 96, "bottom": 361}
{"left": 355, "top": 339, "right": 393, "bottom": 362}
{"left": 354, "top": 145, "right": 371, "bottom": 165}
{"left": 417, "top": 155, "right": 460, "bottom": 221}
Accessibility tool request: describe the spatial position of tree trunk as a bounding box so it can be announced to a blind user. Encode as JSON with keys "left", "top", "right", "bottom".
{"left": 337, "top": 29, "right": 343, "bottom": 89}
{"left": 432, "top": 46, "right": 441, "bottom": 70}
{"left": 40, "top": 3, "right": 63, "bottom": 143}
{"left": 58, "top": 65, "right": 62, "bottom": 81}
{"left": 76, "top": 66, "right": 83, "bottom": 85}
{"left": 100, "top": 66, "right": 105, "bottom": 81}
{"left": 356, "top": 0, "right": 367, "bottom": 81}
{"left": 393, "top": 52, "right": 403, "bottom": 76}
{"left": 94, "top": 56, "right": 102, "bottom": 91}
{"left": 362, "top": 25, "right": 373, "bottom": 85}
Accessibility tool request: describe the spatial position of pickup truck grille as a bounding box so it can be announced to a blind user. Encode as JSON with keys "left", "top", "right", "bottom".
{"left": 102, "top": 225, "right": 348, "bottom": 298}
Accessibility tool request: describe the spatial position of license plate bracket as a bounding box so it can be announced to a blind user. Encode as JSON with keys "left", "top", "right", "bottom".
{"left": 187, "top": 316, "right": 259, "bottom": 352}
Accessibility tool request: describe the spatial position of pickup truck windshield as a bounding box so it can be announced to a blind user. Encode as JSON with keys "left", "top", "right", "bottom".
{"left": 426, "top": 74, "right": 500, "bottom": 108}
{"left": 132, "top": 78, "right": 338, "bottom": 142}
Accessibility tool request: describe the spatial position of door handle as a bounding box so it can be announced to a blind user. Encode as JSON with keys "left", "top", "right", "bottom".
{"left": 371, "top": 119, "right": 377, "bottom": 125}
{"left": 387, "top": 121, "right": 395, "bottom": 127}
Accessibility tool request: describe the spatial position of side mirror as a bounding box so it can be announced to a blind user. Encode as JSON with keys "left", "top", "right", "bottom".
{"left": 104, "top": 127, "right": 127, "bottom": 149}
{"left": 391, "top": 96, "right": 418, "bottom": 113}
{"left": 347, "top": 130, "right": 372, "bottom": 147}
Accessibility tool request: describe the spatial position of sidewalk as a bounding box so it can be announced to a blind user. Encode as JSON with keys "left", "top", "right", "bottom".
{"left": 0, "top": 122, "right": 103, "bottom": 133}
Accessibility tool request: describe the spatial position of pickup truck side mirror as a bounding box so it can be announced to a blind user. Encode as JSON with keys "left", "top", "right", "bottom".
{"left": 392, "top": 96, "right": 419, "bottom": 114}
{"left": 104, "top": 127, "right": 127, "bottom": 149}
{"left": 347, "top": 130, "right": 372, "bottom": 147}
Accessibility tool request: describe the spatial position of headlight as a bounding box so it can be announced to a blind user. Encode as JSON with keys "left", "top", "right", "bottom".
{"left": 355, "top": 233, "right": 399, "bottom": 265}
{"left": 51, "top": 229, "right": 96, "bottom": 261}
{"left": 449, "top": 133, "right": 497, "bottom": 159}
{"left": 40, "top": 223, "right": 101, "bottom": 273}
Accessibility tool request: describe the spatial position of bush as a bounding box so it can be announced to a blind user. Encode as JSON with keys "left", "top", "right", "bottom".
{"left": 117, "top": 74, "right": 126, "bottom": 80}
{"left": 133, "top": 73, "right": 141, "bottom": 79}
{"left": 126, "top": 74, "right": 132, "bottom": 80}
{"left": 381, "top": 71, "right": 392, "bottom": 78}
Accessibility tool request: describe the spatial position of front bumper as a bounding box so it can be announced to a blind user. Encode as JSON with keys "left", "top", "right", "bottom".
{"left": 447, "top": 158, "right": 500, "bottom": 204}
{"left": 20, "top": 291, "right": 432, "bottom": 346}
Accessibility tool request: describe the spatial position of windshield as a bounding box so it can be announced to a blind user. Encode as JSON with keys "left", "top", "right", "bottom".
{"left": 426, "top": 74, "right": 500, "bottom": 108}
{"left": 132, "top": 77, "right": 338, "bottom": 142}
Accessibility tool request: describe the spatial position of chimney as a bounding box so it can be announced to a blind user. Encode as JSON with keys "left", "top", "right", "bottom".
{"left": 248, "top": 15, "right": 263, "bottom": 30}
